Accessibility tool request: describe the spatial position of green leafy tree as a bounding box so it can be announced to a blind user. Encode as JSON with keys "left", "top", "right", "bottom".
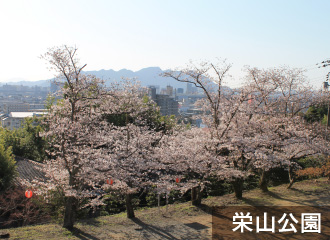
{"left": 304, "top": 105, "right": 328, "bottom": 124}
{"left": 104, "top": 95, "right": 177, "bottom": 133}
{"left": 0, "top": 128, "right": 22, "bottom": 156}
{"left": 19, "top": 117, "right": 48, "bottom": 162}
{"left": 0, "top": 144, "right": 16, "bottom": 191}
{"left": 0, "top": 117, "right": 48, "bottom": 162}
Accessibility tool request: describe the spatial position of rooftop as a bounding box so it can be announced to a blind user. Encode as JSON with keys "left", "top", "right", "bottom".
{"left": 14, "top": 156, "right": 46, "bottom": 187}
{"left": 9, "top": 112, "right": 46, "bottom": 118}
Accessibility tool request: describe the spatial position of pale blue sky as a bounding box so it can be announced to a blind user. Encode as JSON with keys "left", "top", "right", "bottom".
{"left": 1, "top": 0, "right": 330, "bottom": 88}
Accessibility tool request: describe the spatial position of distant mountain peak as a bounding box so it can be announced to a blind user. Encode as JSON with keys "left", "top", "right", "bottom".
{"left": 83, "top": 67, "right": 187, "bottom": 89}
{"left": 0, "top": 67, "right": 227, "bottom": 92}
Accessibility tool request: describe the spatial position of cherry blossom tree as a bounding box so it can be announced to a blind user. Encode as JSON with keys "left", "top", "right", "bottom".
{"left": 36, "top": 46, "right": 182, "bottom": 227}
{"left": 94, "top": 81, "right": 176, "bottom": 218}
{"left": 38, "top": 45, "right": 108, "bottom": 229}
{"left": 163, "top": 61, "right": 253, "bottom": 199}
{"left": 164, "top": 61, "right": 329, "bottom": 199}
{"left": 244, "top": 66, "right": 329, "bottom": 190}
{"left": 155, "top": 127, "right": 221, "bottom": 205}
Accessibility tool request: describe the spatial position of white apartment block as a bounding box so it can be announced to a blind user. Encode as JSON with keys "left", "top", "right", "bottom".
{"left": 0, "top": 112, "right": 46, "bottom": 130}
{"left": 3, "top": 103, "right": 30, "bottom": 114}
{"left": 0, "top": 103, "right": 46, "bottom": 114}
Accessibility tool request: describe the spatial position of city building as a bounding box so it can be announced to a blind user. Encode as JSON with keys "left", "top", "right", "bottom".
{"left": 1, "top": 103, "right": 46, "bottom": 114}
{"left": 0, "top": 112, "right": 46, "bottom": 130}
{"left": 186, "top": 83, "right": 198, "bottom": 94}
{"left": 177, "top": 88, "right": 184, "bottom": 94}
{"left": 166, "top": 85, "right": 173, "bottom": 96}
{"left": 148, "top": 86, "right": 179, "bottom": 116}
{"left": 3, "top": 103, "right": 30, "bottom": 114}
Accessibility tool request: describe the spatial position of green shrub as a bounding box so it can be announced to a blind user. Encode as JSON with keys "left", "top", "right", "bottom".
{"left": 0, "top": 144, "right": 16, "bottom": 191}
{"left": 297, "top": 155, "right": 326, "bottom": 169}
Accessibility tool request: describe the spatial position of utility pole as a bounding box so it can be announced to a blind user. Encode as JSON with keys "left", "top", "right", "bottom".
{"left": 326, "top": 98, "right": 330, "bottom": 141}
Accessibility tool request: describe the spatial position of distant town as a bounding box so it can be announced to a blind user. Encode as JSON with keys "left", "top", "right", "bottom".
{"left": 0, "top": 80, "right": 208, "bottom": 130}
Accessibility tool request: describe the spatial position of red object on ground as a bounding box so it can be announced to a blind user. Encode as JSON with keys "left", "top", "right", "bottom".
{"left": 107, "top": 179, "right": 114, "bottom": 185}
{"left": 176, "top": 178, "right": 180, "bottom": 183}
{"left": 25, "top": 190, "right": 33, "bottom": 198}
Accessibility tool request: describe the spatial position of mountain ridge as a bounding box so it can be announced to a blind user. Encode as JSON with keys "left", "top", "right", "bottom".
{"left": 0, "top": 67, "right": 188, "bottom": 90}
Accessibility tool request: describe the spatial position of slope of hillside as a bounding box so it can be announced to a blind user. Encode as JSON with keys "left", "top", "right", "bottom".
{"left": 3, "top": 178, "right": 330, "bottom": 240}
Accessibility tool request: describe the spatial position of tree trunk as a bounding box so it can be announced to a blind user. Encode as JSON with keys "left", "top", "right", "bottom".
{"left": 287, "top": 166, "right": 295, "bottom": 189}
{"left": 232, "top": 178, "right": 243, "bottom": 199}
{"left": 191, "top": 186, "right": 202, "bottom": 206}
{"left": 125, "top": 193, "right": 135, "bottom": 218}
{"left": 63, "top": 196, "right": 77, "bottom": 230}
{"left": 259, "top": 169, "right": 269, "bottom": 192}
{"left": 166, "top": 193, "right": 169, "bottom": 213}
{"left": 157, "top": 193, "right": 160, "bottom": 214}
